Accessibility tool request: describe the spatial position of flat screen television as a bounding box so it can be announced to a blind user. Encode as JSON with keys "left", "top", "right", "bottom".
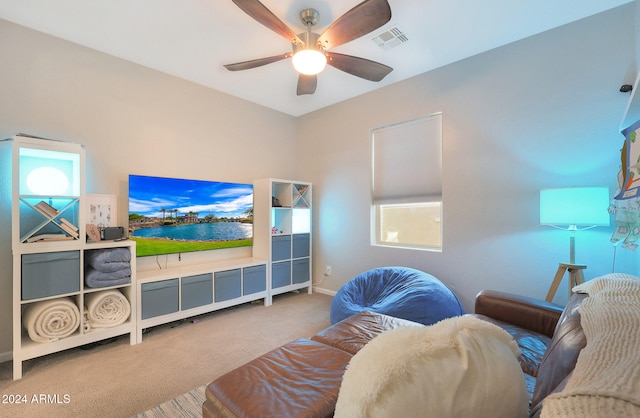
{"left": 128, "top": 174, "right": 253, "bottom": 257}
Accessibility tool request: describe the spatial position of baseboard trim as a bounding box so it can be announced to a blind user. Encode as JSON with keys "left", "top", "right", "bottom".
{"left": 312, "top": 286, "right": 336, "bottom": 297}
{"left": 0, "top": 350, "right": 12, "bottom": 363}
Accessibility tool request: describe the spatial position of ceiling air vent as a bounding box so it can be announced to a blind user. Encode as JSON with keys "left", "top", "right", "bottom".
{"left": 372, "top": 26, "right": 408, "bottom": 50}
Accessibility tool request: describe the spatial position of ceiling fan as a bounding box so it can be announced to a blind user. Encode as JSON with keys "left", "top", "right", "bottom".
{"left": 224, "top": 0, "right": 393, "bottom": 96}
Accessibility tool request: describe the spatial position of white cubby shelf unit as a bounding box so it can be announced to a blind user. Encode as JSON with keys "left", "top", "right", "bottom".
{"left": 13, "top": 240, "right": 137, "bottom": 379}
{"left": 2, "top": 135, "right": 137, "bottom": 380}
{"left": 253, "top": 179, "right": 313, "bottom": 298}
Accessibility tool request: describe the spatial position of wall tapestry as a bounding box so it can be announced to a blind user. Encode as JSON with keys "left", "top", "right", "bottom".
{"left": 611, "top": 119, "right": 640, "bottom": 250}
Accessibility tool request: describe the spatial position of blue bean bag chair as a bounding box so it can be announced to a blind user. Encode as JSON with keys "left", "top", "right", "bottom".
{"left": 330, "top": 267, "right": 464, "bottom": 325}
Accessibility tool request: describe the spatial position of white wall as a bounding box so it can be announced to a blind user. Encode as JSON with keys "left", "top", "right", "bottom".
{"left": 0, "top": 19, "right": 297, "bottom": 357}
{"left": 299, "top": 4, "right": 640, "bottom": 311}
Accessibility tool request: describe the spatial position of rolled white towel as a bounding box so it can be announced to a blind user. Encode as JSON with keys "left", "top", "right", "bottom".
{"left": 23, "top": 298, "right": 81, "bottom": 343}
{"left": 84, "top": 290, "right": 131, "bottom": 329}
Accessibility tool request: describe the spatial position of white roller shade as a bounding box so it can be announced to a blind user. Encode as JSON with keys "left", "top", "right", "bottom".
{"left": 372, "top": 113, "right": 442, "bottom": 204}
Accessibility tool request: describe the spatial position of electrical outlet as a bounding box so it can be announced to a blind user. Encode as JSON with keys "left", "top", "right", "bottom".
{"left": 324, "top": 265, "right": 332, "bottom": 276}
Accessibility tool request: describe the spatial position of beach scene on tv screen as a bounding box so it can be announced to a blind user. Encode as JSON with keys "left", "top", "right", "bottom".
{"left": 128, "top": 175, "right": 253, "bottom": 257}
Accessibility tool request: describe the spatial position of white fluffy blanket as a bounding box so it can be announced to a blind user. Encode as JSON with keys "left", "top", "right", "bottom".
{"left": 23, "top": 298, "right": 81, "bottom": 343}
{"left": 542, "top": 274, "right": 640, "bottom": 417}
{"left": 84, "top": 290, "right": 131, "bottom": 330}
{"left": 334, "top": 315, "right": 528, "bottom": 418}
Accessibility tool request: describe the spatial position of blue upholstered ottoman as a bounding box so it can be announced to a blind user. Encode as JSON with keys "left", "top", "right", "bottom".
{"left": 330, "top": 267, "right": 464, "bottom": 325}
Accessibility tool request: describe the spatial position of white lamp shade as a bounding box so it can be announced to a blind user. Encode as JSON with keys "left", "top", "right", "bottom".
{"left": 292, "top": 50, "right": 327, "bottom": 75}
{"left": 540, "top": 187, "right": 610, "bottom": 227}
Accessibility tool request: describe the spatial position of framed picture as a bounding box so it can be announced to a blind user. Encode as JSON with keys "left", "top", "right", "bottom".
{"left": 86, "top": 194, "right": 117, "bottom": 228}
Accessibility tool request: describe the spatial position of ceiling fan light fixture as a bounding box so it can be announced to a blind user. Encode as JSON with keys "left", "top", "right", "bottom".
{"left": 226, "top": 1, "right": 394, "bottom": 94}
{"left": 292, "top": 49, "right": 327, "bottom": 75}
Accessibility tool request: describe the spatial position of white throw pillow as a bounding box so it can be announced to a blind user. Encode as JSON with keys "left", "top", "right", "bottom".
{"left": 334, "top": 315, "right": 528, "bottom": 418}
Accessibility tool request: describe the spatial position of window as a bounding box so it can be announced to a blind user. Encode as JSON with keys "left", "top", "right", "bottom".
{"left": 371, "top": 113, "right": 442, "bottom": 250}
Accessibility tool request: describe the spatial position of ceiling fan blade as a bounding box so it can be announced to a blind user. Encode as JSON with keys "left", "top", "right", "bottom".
{"left": 232, "top": 0, "right": 303, "bottom": 45}
{"left": 317, "top": 0, "right": 391, "bottom": 50}
{"left": 224, "top": 53, "right": 290, "bottom": 71}
{"left": 297, "top": 74, "right": 317, "bottom": 96}
{"left": 326, "top": 52, "right": 392, "bottom": 82}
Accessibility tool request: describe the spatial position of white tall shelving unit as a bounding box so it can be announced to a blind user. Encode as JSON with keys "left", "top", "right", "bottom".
{"left": 254, "top": 179, "right": 312, "bottom": 303}
{"left": 1, "top": 134, "right": 137, "bottom": 380}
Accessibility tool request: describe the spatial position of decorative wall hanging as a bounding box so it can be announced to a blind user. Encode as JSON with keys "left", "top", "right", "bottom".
{"left": 611, "top": 119, "right": 640, "bottom": 250}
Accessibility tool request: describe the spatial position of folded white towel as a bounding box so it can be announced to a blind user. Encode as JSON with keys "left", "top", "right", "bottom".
{"left": 23, "top": 298, "right": 81, "bottom": 343}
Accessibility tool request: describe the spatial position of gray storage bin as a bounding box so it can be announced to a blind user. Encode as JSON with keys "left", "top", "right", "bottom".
{"left": 243, "top": 264, "right": 266, "bottom": 295}
{"left": 182, "top": 273, "right": 213, "bottom": 310}
{"left": 141, "top": 279, "right": 179, "bottom": 319}
{"left": 272, "top": 261, "right": 291, "bottom": 289}
{"left": 292, "top": 234, "right": 310, "bottom": 258}
{"left": 22, "top": 251, "right": 80, "bottom": 300}
{"left": 271, "top": 235, "right": 291, "bottom": 261}
{"left": 214, "top": 269, "right": 241, "bottom": 302}
{"left": 292, "top": 258, "right": 310, "bottom": 284}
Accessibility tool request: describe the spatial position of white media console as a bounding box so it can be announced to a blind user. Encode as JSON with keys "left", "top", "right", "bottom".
{"left": 135, "top": 256, "right": 268, "bottom": 342}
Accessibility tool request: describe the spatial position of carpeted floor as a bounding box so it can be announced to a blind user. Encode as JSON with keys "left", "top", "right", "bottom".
{"left": 0, "top": 291, "right": 332, "bottom": 418}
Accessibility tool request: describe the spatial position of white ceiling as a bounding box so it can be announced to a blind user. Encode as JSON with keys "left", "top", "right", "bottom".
{"left": 0, "top": 0, "right": 633, "bottom": 116}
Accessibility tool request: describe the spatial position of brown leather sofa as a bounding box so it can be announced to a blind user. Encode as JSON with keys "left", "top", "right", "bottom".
{"left": 471, "top": 290, "right": 586, "bottom": 417}
{"left": 203, "top": 290, "right": 586, "bottom": 418}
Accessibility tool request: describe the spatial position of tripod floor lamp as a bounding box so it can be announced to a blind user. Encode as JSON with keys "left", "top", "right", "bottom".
{"left": 540, "top": 187, "right": 610, "bottom": 302}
